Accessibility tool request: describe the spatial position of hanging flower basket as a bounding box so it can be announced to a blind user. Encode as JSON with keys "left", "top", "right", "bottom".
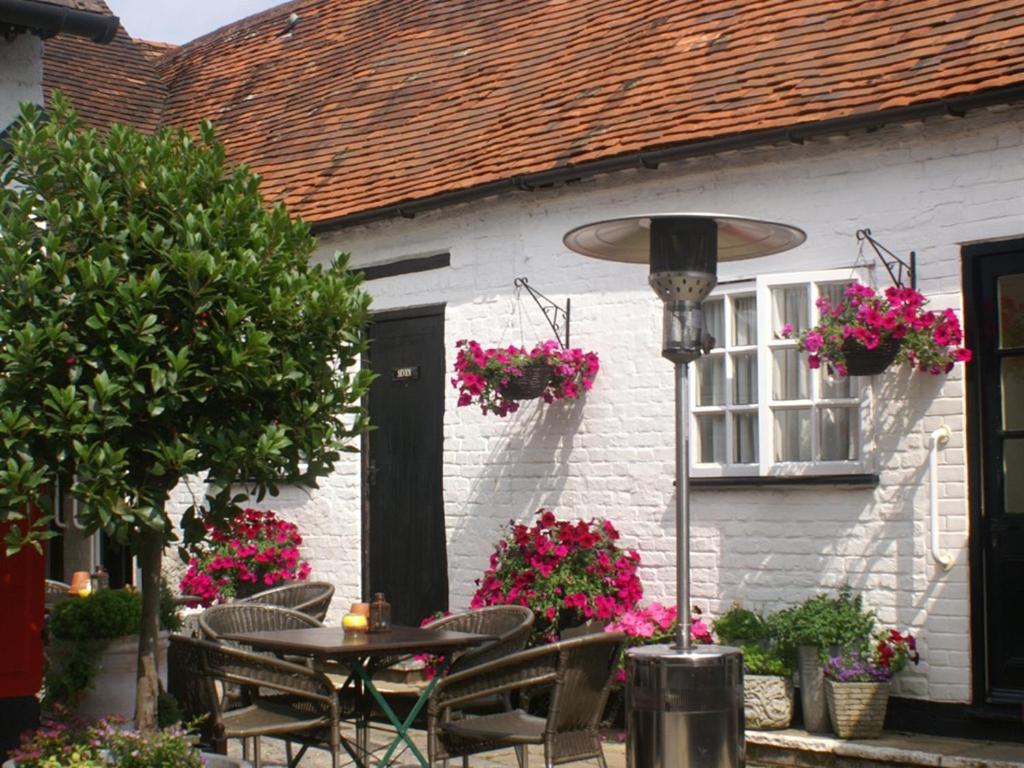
{"left": 783, "top": 282, "right": 971, "bottom": 377}
{"left": 499, "top": 360, "right": 554, "bottom": 400}
{"left": 452, "top": 339, "right": 599, "bottom": 417}
{"left": 840, "top": 336, "right": 902, "bottom": 376}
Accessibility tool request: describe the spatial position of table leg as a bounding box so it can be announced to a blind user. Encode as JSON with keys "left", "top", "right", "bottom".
{"left": 351, "top": 663, "right": 436, "bottom": 767}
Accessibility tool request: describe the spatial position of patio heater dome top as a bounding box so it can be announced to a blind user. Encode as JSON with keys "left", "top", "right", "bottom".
{"left": 562, "top": 212, "right": 806, "bottom": 263}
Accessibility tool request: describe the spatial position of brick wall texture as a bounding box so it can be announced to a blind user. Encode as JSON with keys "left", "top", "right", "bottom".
{"left": 170, "top": 104, "right": 1024, "bottom": 704}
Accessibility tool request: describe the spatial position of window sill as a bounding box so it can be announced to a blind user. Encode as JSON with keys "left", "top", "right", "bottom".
{"left": 689, "top": 474, "right": 879, "bottom": 490}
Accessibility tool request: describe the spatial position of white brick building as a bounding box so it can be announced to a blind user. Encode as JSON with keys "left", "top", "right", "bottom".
{"left": 47, "top": 0, "right": 1024, "bottom": 737}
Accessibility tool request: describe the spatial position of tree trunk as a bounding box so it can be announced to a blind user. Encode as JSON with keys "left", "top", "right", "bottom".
{"left": 134, "top": 527, "right": 163, "bottom": 730}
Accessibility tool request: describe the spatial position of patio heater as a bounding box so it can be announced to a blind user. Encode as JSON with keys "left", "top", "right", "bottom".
{"left": 564, "top": 214, "right": 805, "bottom": 768}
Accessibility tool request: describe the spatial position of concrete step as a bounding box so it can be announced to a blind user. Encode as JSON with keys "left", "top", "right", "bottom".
{"left": 748, "top": 729, "right": 1024, "bottom": 768}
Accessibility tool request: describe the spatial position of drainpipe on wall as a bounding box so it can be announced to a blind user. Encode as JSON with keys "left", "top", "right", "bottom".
{"left": 0, "top": 0, "right": 119, "bottom": 43}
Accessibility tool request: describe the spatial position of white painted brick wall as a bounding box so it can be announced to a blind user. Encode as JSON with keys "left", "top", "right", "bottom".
{"left": 167, "top": 105, "right": 1024, "bottom": 705}
{"left": 0, "top": 34, "right": 42, "bottom": 128}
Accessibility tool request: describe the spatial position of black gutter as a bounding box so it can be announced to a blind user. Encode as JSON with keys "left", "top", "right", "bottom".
{"left": 310, "top": 83, "right": 1024, "bottom": 234}
{"left": 0, "top": 0, "right": 119, "bottom": 43}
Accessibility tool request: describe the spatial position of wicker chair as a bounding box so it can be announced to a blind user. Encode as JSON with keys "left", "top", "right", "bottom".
{"left": 423, "top": 605, "right": 535, "bottom": 676}
{"left": 199, "top": 602, "right": 323, "bottom": 641}
{"left": 237, "top": 581, "right": 335, "bottom": 622}
{"left": 427, "top": 632, "right": 626, "bottom": 768}
{"left": 173, "top": 635, "right": 348, "bottom": 768}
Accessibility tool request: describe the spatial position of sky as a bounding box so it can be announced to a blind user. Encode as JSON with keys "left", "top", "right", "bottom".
{"left": 104, "top": 0, "right": 286, "bottom": 44}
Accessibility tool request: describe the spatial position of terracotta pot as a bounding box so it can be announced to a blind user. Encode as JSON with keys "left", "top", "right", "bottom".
{"left": 825, "top": 679, "right": 890, "bottom": 738}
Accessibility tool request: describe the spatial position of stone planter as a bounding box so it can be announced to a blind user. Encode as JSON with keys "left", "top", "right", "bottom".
{"left": 797, "top": 645, "right": 830, "bottom": 733}
{"left": 825, "top": 679, "right": 890, "bottom": 739}
{"left": 4, "top": 753, "right": 249, "bottom": 767}
{"left": 72, "top": 632, "right": 169, "bottom": 720}
{"left": 744, "top": 674, "right": 794, "bottom": 730}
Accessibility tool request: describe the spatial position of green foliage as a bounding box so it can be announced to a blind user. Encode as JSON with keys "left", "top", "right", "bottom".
{"left": 713, "top": 603, "right": 770, "bottom": 645}
{"left": 0, "top": 93, "right": 373, "bottom": 553}
{"left": 44, "top": 589, "right": 180, "bottom": 707}
{"left": 740, "top": 644, "right": 791, "bottom": 676}
{"left": 767, "top": 588, "right": 876, "bottom": 661}
{"left": 49, "top": 589, "right": 143, "bottom": 640}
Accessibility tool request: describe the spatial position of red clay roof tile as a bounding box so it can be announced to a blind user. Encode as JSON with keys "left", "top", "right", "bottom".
{"left": 45, "top": 0, "right": 1024, "bottom": 225}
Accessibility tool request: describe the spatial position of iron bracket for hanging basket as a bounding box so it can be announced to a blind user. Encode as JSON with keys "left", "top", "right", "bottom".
{"left": 513, "top": 276, "right": 570, "bottom": 348}
{"left": 856, "top": 228, "right": 916, "bottom": 290}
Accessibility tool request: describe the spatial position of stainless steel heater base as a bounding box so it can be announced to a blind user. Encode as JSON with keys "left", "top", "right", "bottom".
{"left": 627, "top": 644, "right": 745, "bottom": 768}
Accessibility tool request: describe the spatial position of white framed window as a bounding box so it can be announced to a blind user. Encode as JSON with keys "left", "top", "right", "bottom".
{"left": 691, "top": 270, "right": 871, "bottom": 478}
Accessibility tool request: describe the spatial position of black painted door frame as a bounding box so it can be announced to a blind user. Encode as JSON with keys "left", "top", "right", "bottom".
{"left": 361, "top": 303, "right": 448, "bottom": 626}
{"left": 964, "top": 238, "right": 1024, "bottom": 706}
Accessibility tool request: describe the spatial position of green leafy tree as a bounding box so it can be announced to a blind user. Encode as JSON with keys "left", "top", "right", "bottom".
{"left": 0, "top": 94, "right": 372, "bottom": 728}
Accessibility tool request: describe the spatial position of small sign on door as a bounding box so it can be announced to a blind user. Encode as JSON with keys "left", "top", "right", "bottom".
{"left": 392, "top": 366, "right": 420, "bottom": 382}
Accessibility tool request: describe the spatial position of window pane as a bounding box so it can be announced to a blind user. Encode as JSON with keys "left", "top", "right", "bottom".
{"left": 732, "top": 295, "right": 757, "bottom": 346}
{"left": 819, "top": 282, "right": 847, "bottom": 315}
{"left": 772, "top": 286, "right": 808, "bottom": 338}
{"left": 704, "top": 299, "right": 724, "bottom": 350}
{"left": 697, "top": 415, "right": 726, "bottom": 463}
{"left": 773, "top": 349, "right": 810, "bottom": 400}
{"left": 819, "top": 407, "right": 857, "bottom": 461}
{"left": 1005, "top": 439, "right": 1024, "bottom": 514}
{"left": 820, "top": 367, "right": 852, "bottom": 399}
{"left": 734, "top": 413, "right": 758, "bottom": 464}
{"left": 697, "top": 356, "right": 725, "bottom": 406}
{"left": 998, "top": 275, "right": 1024, "bottom": 349}
{"left": 1002, "top": 357, "right": 1024, "bottom": 430}
{"left": 774, "top": 409, "right": 811, "bottom": 462}
{"left": 733, "top": 352, "right": 758, "bottom": 405}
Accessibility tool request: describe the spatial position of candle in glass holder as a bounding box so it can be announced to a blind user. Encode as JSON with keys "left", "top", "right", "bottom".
{"left": 342, "top": 602, "right": 369, "bottom": 632}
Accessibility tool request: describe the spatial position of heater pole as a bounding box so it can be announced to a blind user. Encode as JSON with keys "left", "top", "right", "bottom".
{"left": 675, "top": 359, "right": 691, "bottom": 652}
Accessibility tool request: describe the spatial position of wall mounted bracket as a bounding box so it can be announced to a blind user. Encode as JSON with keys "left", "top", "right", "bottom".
{"left": 857, "top": 228, "right": 916, "bottom": 290}
{"left": 513, "top": 277, "right": 570, "bottom": 348}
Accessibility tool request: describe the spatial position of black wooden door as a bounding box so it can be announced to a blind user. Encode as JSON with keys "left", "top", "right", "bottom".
{"left": 967, "top": 244, "right": 1024, "bottom": 701}
{"left": 363, "top": 306, "right": 448, "bottom": 626}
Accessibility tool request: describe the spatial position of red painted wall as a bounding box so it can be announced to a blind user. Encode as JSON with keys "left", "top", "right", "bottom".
{"left": 0, "top": 525, "right": 44, "bottom": 697}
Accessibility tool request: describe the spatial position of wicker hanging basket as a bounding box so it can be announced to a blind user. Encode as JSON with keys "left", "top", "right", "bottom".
{"left": 825, "top": 679, "right": 890, "bottom": 738}
{"left": 500, "top": 361, "right": 554, "bottom": 400}
{"left": 841, "top": 336, "right": 902, "bottom": 376}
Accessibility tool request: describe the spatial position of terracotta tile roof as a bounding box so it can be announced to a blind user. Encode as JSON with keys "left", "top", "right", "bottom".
{"left": 30, "top": 0, "right": 109, "bottom": 14}
{"left": 136, "top": 39, "right": 178, "bottom": 64}
{"left": 51, "top": 0, "right": 1024, "bottom": 225}
{"left": 44, "top": 17, "right": 166, "bottom": 133}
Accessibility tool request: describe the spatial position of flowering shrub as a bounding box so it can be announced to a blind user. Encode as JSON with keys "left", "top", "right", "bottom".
{"left": 179, "top": 508, "right": 311, "bottom": 606}
{"left": 782, "top": 282, "right": 971, "bottom": 377}
{"left": 10, "top": 717, "right": 204, "bottom": 768}
{"left": 452, "top": 339, "right": 600, "bottom": 417}
{"left": 604, "top": 602, "right": 712, "bottom": 682}
{"left": 471, "top": 510, "right": 642, "bottom": 641}
{"left": 824, "top": 628, "right": 920, "bottom": 682}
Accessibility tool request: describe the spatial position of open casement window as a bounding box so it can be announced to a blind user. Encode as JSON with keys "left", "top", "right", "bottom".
{"left": 691, "top": 270, "right": 872, "bottom": 478}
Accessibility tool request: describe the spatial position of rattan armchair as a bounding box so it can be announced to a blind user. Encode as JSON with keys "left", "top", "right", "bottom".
{"left": 199, "top": 603, "right": 323, "bottom": 641}
{"left": 237, "top": 581, "right": 335, "bottom": 622}
{"left": 173, "top": 635, "right": 349, "bottom": 768}
{"left": 426, "top": 632, "right": 626, "bottom": 768}
{"left": 423, "top": 605, "right": 535, "bottom": 675}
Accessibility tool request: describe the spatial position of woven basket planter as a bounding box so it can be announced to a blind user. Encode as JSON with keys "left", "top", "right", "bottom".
{"left": 744, "top": 674, "right": 794, "bottom": 730}
{"left": 500, "top": 361, "right": 554, "bottom": 400}
{"left": 825, "top": 679, "right": 890, "bottom": 739}
{"left": 841, "top": 336, "right": 901, "bottom": 376}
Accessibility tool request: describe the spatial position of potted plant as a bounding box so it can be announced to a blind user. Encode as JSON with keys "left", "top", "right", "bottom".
{"left": 823, "top": 628, "right": 920, "bottom": 738}
{"left": 714, "top": 604, "right": 794, "bottom": 730}
{"left": 767, "top": 588, "right": 876, "bottom": 733}
{"left": 451, "top": 339, "right": 599, "bottom": 417}
{"left": 44, "top": 586, "right": 181, "bottom": 721}
{"left": 470, "top": 509, "right": 642, "bottom": 642}
{"left": 178, "top": 508, "right": 312, "bottom": 606}
{"left": 4, "top": 715, "right": 250, "bottom": 768}
{"left": 782, "top": 282, "right": 972, "bottom": 377}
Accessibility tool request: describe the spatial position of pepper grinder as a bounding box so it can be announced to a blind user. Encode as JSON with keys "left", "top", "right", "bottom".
{"left": 369, "top": 592, "right": 391, "bottom": 633}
